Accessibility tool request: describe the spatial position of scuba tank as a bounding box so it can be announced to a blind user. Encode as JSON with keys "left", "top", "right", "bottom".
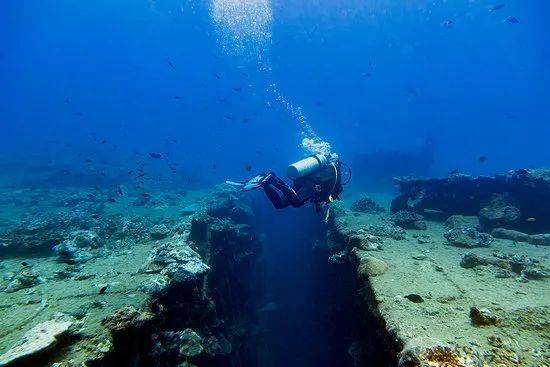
{"left": 286, "top": 154, "right": 328, "bottom": 180}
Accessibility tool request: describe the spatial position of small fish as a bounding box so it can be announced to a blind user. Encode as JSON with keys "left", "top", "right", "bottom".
{"left": 173, "top": 96, "right": 182, "bottom": 100}
{"left": 442, "top": 19, "right": 454, "bottom": 27}
{"left": 141, "top": 193, "right": 151, "bottom": 198}
{"left": 242, "top": 118, "right": 250, "bottom": 123}
{"left": 127, "top": 170, "right": 133, "bottom": 175}
{"left": 21, "top": 261, "right": 29, "bottom": 267}
{"left": 504, "top": 16, "right": 519, "bottom": 24}
{"left": 224, "top": 116, "right": 233, "bottom": 120}
{"left": 232, "top": 87, "right": 242, "bottom": 92}
{"left": 245, "top": 164, "right": 252, "bottom": 172}
{"left": 212, "top": 163, "right": 217, "bottom": 169}
{"left": 526, "top": 217, "right": 536, "bottom": 222}
{"left": 107, "top": 197, "right": 116, "bottom": 203}
{"left": 478, "top": 155, "right": 487, "bottom": 164}
{"left": 149, "top": 152, "right": 162, "bottom": 159}
{"left": 488, "top": 4, "right": 505, "bottom": 12}
{"left": 85, "top": 159, "right": 93, "bottom": 163}
{"left": 98, "top": 285, "right": 108, "bottom": 295}
{"left": 65, "top": 97, "right": 70, "bottom": 104}
{"left": 100, "top": 140, "right": 107, "bottom": 144}
{"left": 404, "top": 294, "right": 424, "bottom": 303}
{"left": 167, "top": 60, "right": 175, "bottom": 69}
{"left": 213, "top": 73, "right": 221, "bottom": 79}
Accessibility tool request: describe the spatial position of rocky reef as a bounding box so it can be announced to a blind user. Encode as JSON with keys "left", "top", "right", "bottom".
{"left": 327, "top": 190, "right": 550, "bottom": 367}
{"left": 0, "top": 186, "right": 263, "bottom": 366}
{"left": 1, "top": 171, "right": 548, "bottom": 367}
{"left": 391, "top": 169, "right": 550, "bottom": 234}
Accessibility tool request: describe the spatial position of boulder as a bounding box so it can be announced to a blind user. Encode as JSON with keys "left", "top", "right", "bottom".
{"left": 142, "top": 237, "right": 209, "bottom": 287}
{"left": 150, "top": 224, "right": 170, "bottom": 240}
{"left": 52, "top": 241, "right": 92, "bottom": 264}
{"left": 4, "top": 269, "right": 45, "bottom": 293}
{"left": 178, "top": 329, "right": 204, "bottom": 357}
{"left": 444, "top": 215, "right": 480, "bottom": 231}
{"left": 469, "top": 307, "right": 501, "bottom": 326}
{"left": 444, "top": 227, "right": 493, "bottom": 248}
{"left": 350, "top": 197, "right": 385, "bottom": 214}
{"left": 0, "top": 320, "right": 73, "bottom": 366}
{"left": 460, "top": 252, "right": 488, "bottom": 269}
{"left": 353, "top": 249, "right": 388, "bottom": 278}
{"left": 392, "top": 211, "right": 427, "bottom": 230}
{"left": 479, "top": 198, "right": 521, "bottom": 229}
{"left": 102, "top": 306, "right": 154, "bottom": 334}
{"left": 70, "top": 230, "right": 100, "bottom": 248}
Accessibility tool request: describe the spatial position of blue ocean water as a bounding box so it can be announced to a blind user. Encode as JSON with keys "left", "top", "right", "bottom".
{"left": 3, "top": 0, "right": 549, "bottom": 189}
{"left": 1, "top": 1, "right": 549, "bottom": 366}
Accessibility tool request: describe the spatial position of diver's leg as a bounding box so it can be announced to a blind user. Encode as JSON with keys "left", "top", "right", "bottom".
{"left": 267, "top": 176, "right": 304, "bottom": 207}
{"left": 262, "top": 184, "right": 290, "bottom": 209}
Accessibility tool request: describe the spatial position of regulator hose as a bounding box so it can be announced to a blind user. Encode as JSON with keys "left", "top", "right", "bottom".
{"left": 340, "top": 161, "right": 352, "bottom": 185}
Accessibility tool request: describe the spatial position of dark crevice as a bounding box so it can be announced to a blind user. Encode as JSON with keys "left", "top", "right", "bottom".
{"left": 96, "top": 200, "right": 400, "bottom": 367}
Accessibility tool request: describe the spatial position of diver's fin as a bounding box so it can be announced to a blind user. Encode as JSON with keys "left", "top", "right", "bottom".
{"left": 226, "top": 174, "right": 268, "bottom": 191}
{"left": 225, "top": 180, "right": 245, "bottom": 187}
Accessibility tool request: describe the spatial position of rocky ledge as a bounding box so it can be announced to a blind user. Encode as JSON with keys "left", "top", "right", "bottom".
{"left": 391, "top": 169, "right": 550, "bottom": 235}
{"left": 327, "top": 196, "right": 549, "bottom": 367}
{"left": 0, "top": 186, "right": 262, "bottom": 367}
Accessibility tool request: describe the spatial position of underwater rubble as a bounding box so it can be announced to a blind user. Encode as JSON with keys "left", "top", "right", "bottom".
{"left": 325, "top": 173, "right": 550, "bottom": 367}
{"left": 0, "top": 186, "right": 263, "bottom": 366}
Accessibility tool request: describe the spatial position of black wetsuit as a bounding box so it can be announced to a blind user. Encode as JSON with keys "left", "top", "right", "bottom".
{"left": 262, "top": 162, "right": 343, "bottom": 210}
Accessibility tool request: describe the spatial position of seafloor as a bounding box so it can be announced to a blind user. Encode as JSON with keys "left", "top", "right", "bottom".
{"left": 331, "top": 192, "right": 549, "bottom": 367}
{"left": 0, "top": 170, "right": 549, "bottom": 367}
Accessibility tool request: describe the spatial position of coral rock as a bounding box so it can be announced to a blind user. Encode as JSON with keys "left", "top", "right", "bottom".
{"left": 350, "top": 197, "right": 385, "bottom": 214}
{"left": 443, "top": 215, "right": 480, "bottom": 231}
{"left": 4, "top": 269, "right": 44, "bottom": 293}
{"left": 469, "top": 306, "right": 501, "bottom": 326}
{"left": 444, "top": 227, "right": 493, "bottom": 248}
{"left": 479, "top": 194, "right": 521, "bottom": 229}
{"left": 353, "top": 249, "right": 388, "bottom": 278}
{"left": 150, "top": 224, "right": 170, "bottom": 240}
{"left": 52, "top": 241, "right": 92, "bottom": 264}
{"left": 392, "top": 211, "right": 427, "bottom": 230}
{"left": 102, "top": 306, "right": 154, "bottom": 333}
{"left": 0, "top": 320, "right": 73, "bottom": 366}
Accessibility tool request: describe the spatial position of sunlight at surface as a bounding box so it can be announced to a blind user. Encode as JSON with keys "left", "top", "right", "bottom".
{"left": 210, "top": 0, "right": 273, "bottom": 57}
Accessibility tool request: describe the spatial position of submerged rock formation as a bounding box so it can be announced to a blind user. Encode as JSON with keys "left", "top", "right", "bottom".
{"left": 0, "top": 320, "right": 75, "bottom": 366}
{"left": 391, "top": 169, "right": 550, "bottom": 233}
{"left": 0, "top": 186, "right": 264, "bottom": 367}
{"left": 327, "top": 195, "right": 549, "bottom": 367}
{"left": 350, "top": 196, "right": 385, "bottom": 214}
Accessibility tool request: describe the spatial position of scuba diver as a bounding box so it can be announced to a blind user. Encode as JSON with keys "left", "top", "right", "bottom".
{"left": 227, "top": 153, "right": 350, "bottom": 219}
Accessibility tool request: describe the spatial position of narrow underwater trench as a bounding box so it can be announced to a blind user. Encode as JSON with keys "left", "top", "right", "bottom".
{"left": 95, "top": 198, "right": 398, "bottom": 367}
{"left": 252, "top": 205, "right": 398, "bottom": 367}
